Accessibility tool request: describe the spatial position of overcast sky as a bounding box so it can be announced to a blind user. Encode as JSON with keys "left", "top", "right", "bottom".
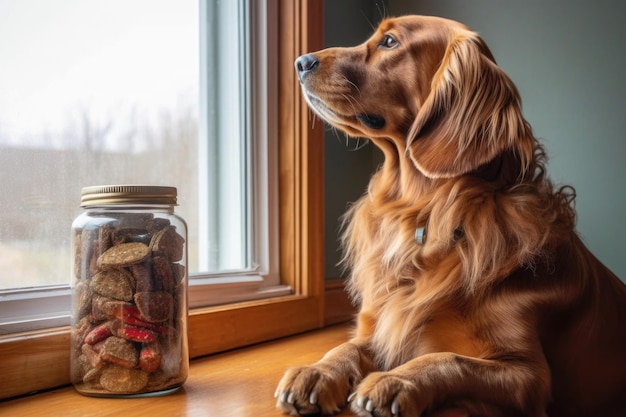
{"left": 0, "top": 0, "right": 198, "bottom": 149}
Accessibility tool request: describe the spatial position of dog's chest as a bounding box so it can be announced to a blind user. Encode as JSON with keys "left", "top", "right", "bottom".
{"left": 349, "top": 203, "right": 486, "bottom": 368}
{"left": 370, "top": 288, "right": 484, "bottom": 369}
{"left": 363, "top": 211, "right": 421, "bottom": 272}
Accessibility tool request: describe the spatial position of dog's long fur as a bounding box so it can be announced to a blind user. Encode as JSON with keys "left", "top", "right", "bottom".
{"left": 276, "top": 15, "right": 626, "bottom": 417}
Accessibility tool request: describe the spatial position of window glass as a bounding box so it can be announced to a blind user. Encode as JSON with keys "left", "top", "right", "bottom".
{"left": 0, "top": 0, "right": 257, "bottom": 293}
{"left": 0, "top": 0, "right": 201, "bottom": 290}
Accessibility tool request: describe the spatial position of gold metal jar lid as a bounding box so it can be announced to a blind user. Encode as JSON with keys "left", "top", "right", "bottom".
{"left": 80, "top": 185, "right": 178, "bottom": 207}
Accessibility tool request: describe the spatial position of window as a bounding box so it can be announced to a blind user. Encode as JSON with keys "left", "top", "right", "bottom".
{"left": 0, "top": 0, "right": 289, "bottom": 334}
{"left": 0, "top": 0, "right": 324, "bottom": 400}
{"left": 190, "top": 0, "right": 289, "bottom": 307}
{"left": 0, "top": 0, "right": 200, "bottom": 289}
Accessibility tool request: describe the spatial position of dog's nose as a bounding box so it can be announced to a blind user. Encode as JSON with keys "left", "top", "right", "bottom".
{"left": 295, "top": 54, "right": 319, "bottom": 82}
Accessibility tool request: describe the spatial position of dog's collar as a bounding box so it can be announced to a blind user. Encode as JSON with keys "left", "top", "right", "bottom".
{"left": 415, "top": 226, "right": 427, "bottom": 245}
{"left": 415, "top": 225, "right": 464, "bottom": 245}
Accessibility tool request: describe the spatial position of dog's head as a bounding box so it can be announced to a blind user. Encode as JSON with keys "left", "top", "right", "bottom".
{"left": 295, "top": 15, "right": 534, "bottom": 179}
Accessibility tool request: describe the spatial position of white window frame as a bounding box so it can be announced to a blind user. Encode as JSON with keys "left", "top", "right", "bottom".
{"left": 0, "top": 0, "right": 289, "bottom": 335}
{"left": 191, "top": 0, "right": 288, "bottom": 307}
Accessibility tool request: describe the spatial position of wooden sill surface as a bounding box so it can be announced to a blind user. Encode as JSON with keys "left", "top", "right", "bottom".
{"left": 1, "top": 324, "right": 354, "bottom": 417}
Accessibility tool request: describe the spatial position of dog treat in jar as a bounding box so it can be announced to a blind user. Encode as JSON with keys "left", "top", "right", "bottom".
{"left": 70, "top": 185, "right": 189, "bottom": 397}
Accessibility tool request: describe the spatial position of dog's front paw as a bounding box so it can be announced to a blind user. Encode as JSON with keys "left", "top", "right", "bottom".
{"left": 275, "top": 364, "right": 353, "bottom": 416}
{"left": 350, "top": 372, "right": 426, "bottom": 417}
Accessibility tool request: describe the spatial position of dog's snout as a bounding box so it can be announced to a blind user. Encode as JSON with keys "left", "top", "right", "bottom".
{"left": 295, "top": 54, "right": 319, "bottom": 82}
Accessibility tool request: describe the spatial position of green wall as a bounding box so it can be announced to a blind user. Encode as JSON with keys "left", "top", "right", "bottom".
{"left": 323, "top": 0, "right": 626, "bottom": 280}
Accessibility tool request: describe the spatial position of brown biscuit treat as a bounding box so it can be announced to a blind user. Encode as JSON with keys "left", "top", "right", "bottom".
{"left": 82, "top": 366, "right": 105, "bottom": 385}
{"left": 170, "top": 263, "right": 186, "bottom": 286}
{"left": 91, "top": 295, "right": 112, "bottom": 321}
{"left": 114, "top": 212, "right": 154, "bottom": 230}
{"left": 81, "top": 343, "right": 104, "bottom": 368}
{"left": 150, "top": 226, "right": 185, "bottom": 262}
{"left": 90, "top": 269, "right": 134, "bottom": 301}
{"left": 130, "top": 262, "right": 154, "bottom": 293}
{"left": 77, "top": 228, "right": 98, "bottom": 279}
{"left": 73, "top": 231, "right": 84, "bottom": 279}
{"left": 74, "top": 281, "right": 93, "bottom": 318}
{"left": 112, "top": 228, "right": 151, "bottom": 246}
{"left": 134, "top": 291, "right": 174, "bottom": 323}
{"left": 152, "top": 256, "right": 174, "bottom": 293}
{"left": 98, "top": 225, "right": 114, "bottom": 253}
{"left": 72, "top": 317, "right": 93, "bottom": 350}
{"left": 88, "top": 240, "right": 102, "bottom": 277}
{"left": 145, "top": 371, "right": 169, "bottom": 390}
{"left": 147, "top": 217, "right": 171, "bottom": 233}
{"left": 99, "top": 366, "right": 149, "bottom": 393}
{"left": 100, "top": 336, "right": 138, "bottom": 368}
{"left": 91, "top": 296, "right": 126, "bottom": 321}
{"left": 97, "top": 242, "right": 150, "bottom": 269}
{"left": 73, "top": 353, "right": 90, "bottom": 382}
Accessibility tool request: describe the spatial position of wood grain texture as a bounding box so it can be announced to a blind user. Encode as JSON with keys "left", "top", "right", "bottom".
{"left": 0, "top": 328, "right": 70, "bottom": 399}
{"left": 278, "top": 0, "right": 325, "bottom": 300}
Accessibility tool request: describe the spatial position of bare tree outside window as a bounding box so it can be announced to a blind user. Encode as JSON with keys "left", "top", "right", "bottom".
{"left": 0, "top": 0, "right": 200, "bottom": 289}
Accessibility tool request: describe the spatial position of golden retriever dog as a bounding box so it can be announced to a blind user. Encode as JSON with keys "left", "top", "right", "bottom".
{"left": 275, "top": 15, "right": 626, "bottom": 417}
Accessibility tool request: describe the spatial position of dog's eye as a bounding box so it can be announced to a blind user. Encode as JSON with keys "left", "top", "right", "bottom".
{"left": 379, "top": 34, "right": 399, "bottom": 49}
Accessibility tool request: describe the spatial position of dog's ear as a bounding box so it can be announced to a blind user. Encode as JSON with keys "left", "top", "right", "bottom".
{"left": 407, "top": 34, "right": 534, "bottom": 178}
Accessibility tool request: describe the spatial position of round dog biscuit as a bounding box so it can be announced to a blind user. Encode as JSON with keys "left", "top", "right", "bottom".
{"left": 90, "top": 269, "right": 134, "bottom": 301}
{"left": 134, "top": 291, "right": 174, "bottom": 323}
{"left": 150, "top": 226, "right": 185, "bottom": 262}
{"left": 97, "top": 242, "right": 150, "bottom": 268}
{"left": 99, "top": 366, "right": 149, "bottom": 393}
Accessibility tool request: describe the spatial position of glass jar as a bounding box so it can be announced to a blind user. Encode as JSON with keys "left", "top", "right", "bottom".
{"left": 70, "top": 185, "right": 189, "bottom": 397}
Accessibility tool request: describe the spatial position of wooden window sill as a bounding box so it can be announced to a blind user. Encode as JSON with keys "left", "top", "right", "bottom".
{"left": 1, "top": 323, "right": 354, "bottom": 416}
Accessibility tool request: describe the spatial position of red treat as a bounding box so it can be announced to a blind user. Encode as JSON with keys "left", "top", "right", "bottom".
{"left": 139, "top": 343, "right": 162, "bottom": 373}
{"left": 84, "top": 321, "right": 113, "bottom": 345}
{"left": 117, "top": 325, "right": 157, "bottom": 343}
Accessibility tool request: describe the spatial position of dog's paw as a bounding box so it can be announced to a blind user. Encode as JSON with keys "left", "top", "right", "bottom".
{"left": 275, "top": 365, "right": 352, "bottom": 416}
{"left": 350, "top": 372, "right": 424, "bottom": 417}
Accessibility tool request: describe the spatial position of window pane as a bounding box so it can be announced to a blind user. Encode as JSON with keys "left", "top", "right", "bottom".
{"left": 0, "top": 0, "right": 253, "bottom": 291}
{"left": 198, "top": 0, "right": 252, "bottom": 273}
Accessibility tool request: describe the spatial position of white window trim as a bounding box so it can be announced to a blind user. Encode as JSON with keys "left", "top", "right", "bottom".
{"left": 192, "top": 0, "right": 289, "bottom": 302}
{"left": 0, "top": 0, "right": 290, "bottom": 335}
{"left": 0, "top": 287, "right": 72, "bottom": 335}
